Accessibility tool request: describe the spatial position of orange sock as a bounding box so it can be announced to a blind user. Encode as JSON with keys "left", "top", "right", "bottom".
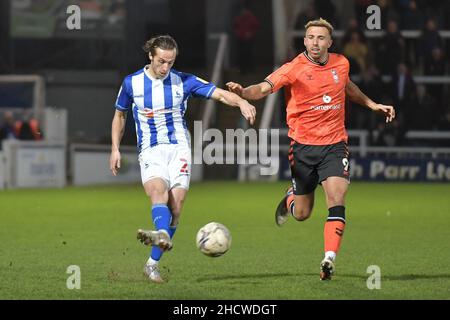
{"left": 324, "top": 206, "right": 346, "bottom": 254}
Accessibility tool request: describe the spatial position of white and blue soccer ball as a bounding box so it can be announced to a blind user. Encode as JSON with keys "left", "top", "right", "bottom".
{"left": 196, "top": 222, "right": 232, "bottom": 257}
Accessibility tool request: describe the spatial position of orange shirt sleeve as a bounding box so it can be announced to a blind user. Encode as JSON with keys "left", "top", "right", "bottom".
{"left": 265, "top": 61, "right": 296, "bottom": 93}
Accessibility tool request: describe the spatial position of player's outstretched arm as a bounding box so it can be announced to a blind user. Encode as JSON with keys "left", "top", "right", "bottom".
{"left": 211, "top": 87, "right": 256, "bottom": 125}
{"left": 226, "top": 81, "right": 272, "bottom": 101}
{"left": 110, "top": 109, "right": 127, "bottom": 176}
{"left": 346, "top": 80, "right": 396, "bottom": 123}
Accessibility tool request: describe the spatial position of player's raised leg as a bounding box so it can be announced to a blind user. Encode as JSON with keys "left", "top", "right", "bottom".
{"left": 275, "top": 188, "right": 315, "bottom": 225}
{"left": 276, "top": 141, "right": 319, "bottom": 226}
{"left": 320, "top": 176, "right": 348, "bottom": 280}
{"left": 274, "top": 186, "right": 294, "bottom": 225}
{"left": 275, "top": 141, "right": 297, "bottom": 226}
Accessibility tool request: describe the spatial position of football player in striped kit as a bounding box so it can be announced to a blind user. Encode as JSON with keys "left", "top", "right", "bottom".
{"left": 110, "top": 35, "right": 256, "bottom": 283}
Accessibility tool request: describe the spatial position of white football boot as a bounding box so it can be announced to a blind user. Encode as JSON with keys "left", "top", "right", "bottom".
{"left": 143, "top": 263, "right": 164, "bottom": 283}
{"left": 137, "top": 229, "right": 173, "bottom": 251}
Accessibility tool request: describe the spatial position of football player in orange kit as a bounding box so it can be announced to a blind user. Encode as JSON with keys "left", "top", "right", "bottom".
{"left": 227, "top": 18, "right": 395, "bottom": 280}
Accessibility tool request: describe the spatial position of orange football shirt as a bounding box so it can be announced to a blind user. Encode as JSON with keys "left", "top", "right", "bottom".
{"left": 266, "top": 52, "right": 350, "bottom": 145}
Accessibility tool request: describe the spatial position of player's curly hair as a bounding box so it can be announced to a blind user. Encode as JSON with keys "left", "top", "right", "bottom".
{"left": 142, "top": 35, "right": 179, "bottom": 56}
{"left": 305, "top": 18, "right": 334, "bottom": 36}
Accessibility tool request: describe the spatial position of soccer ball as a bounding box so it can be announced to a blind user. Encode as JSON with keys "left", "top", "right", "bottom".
{"left": 196, "top": 222, "right": 232, "bottom": 257}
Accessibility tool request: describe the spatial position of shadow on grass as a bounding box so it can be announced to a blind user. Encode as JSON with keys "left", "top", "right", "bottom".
{"left": 304, "top": 273, "right": 450, "bottom": 281}
{"left": 197, "top": 272, "right": 297, "bottom": 283}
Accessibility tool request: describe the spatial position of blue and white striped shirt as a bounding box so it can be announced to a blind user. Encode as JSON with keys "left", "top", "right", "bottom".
{"left": 115, "top": 67, "right": 216, "bottom": 152}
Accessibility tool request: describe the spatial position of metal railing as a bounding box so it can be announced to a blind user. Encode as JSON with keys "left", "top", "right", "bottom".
{"left": 350, "top": 74, "right": 450, "bottom": 84}
{"left": 192, "top": 33, "right": 229, "bottom": 181}
{"left": 200, "top": 33, "right": 229, "bottom": 133}
{"left": 279, "top": 128, "right": 450, "bottom": 158}
{"left": 290, "top": 29, "right": 450, "bottom": 39}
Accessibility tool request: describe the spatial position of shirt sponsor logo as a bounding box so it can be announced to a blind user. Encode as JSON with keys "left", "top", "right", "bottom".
{"left": 142, "top": 107, "right": 179, "bottom": 118}
{"left": 322, "top": 94, "right": 332, "bottom": 103}
{"left": 144, "top": 108, "right": 154, "bottom": 118}
{"left": 310, "top": 103, "right": 341, "bottom": 111}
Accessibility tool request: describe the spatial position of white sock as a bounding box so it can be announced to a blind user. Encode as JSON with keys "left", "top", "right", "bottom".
{"left": 146, "top": 257, "right": 158, "bottom": 266}
{"left": 325, "top": 251, "right": 336, "bottom": 262}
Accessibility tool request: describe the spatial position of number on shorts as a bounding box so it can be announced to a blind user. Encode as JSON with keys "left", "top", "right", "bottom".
{"left": 342, "top": 158, "right": 349, "bottom": 172}
{"left": 180, "top": 158, "right": 188, "bottom": 173}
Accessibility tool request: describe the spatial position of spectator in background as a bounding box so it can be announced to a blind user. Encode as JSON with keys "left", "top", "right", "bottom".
{"left": 0, "top": 110, "right": 42, "bottom": 142}
{"left": 391, "top": 63, "right": 416, "bottom": 126}
{"left": 424, "top": 47, "right": 446, "bottom": 117}
{"left": 443, "top": 1, "right": 450, "bottom": 29}
{"left": 343, "top": 31, "right": 368, "bottom": 74}
{"left": 342, "top": 17, "right": 367, "bottom": 46}
{"left": 400, "top": 0, "right": 423, "bottom": 66}
{"left": 421, "top": 0, "right": 445, "bottom": 27}
{"left": 294, "top": 4, "right": 317, "bottom": 31}
{"left": 108, "top": 0, "right": 126, "bottom": 25}
{"left": 293, "top": 4, "right": 317, "bottom": 52}
{"left": 346, "top": 65, "right": 386, "bottom": 131}
{"left": 360, "top": 66, "right": 385, "bottom": 105}
{"left": 373, "top": 64, "right": 407, "bottom": 145}
{"left": 424, "top": 47, "right": 445, "bottom": 76}
{"left": 378, "top": 20, "right": 405, "bottom": 75}
{"left": 233, "top": 3, "right": 260, "bottom": 74}
{"left": 341, "top": 18, "right": 369, "bottom": 75}
{"left": 16, "top": 121, "right": 34, "bottom": 140}
{"left": 15, "top": 111, "right": 43, "bottom": 141}
{"left": 436, "top": 107, "right": 450, "bottom": 130}
{"left": 408, "top": 84, "right": 435, "bottom": 130}
{"left": 354, "top": 0, "right": 375, "bottom": 28}
{"left": 314, "top": 0, "right": 338, "bottom": 28}
{"left": 0, "top": 111, "right": 17, "bottom": 148}
{"left": 419, "top": 18, "right": 443, "bottom": 71}
{"left": 358, "top": 65, "right": 386, "bottom": 130}
{"left": 401, "top": 0, "right": 423, "bottom": 29}
{"left": 395, "top": 0, "right": 411, "bottom": 10}
{"left": 373, "top": 119, "right": 405, "bottom": 146}
{"left": 377, "top": 0, "right": 400, "bottom": 29}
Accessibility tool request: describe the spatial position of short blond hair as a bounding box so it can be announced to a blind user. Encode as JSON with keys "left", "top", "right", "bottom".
{"left": 305, "top": 18, "right": 334, "bottom": 36}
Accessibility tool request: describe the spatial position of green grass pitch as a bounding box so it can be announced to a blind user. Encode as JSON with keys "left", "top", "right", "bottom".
{"left": 1, "top": 182, "right": 449, "bottom": 299}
